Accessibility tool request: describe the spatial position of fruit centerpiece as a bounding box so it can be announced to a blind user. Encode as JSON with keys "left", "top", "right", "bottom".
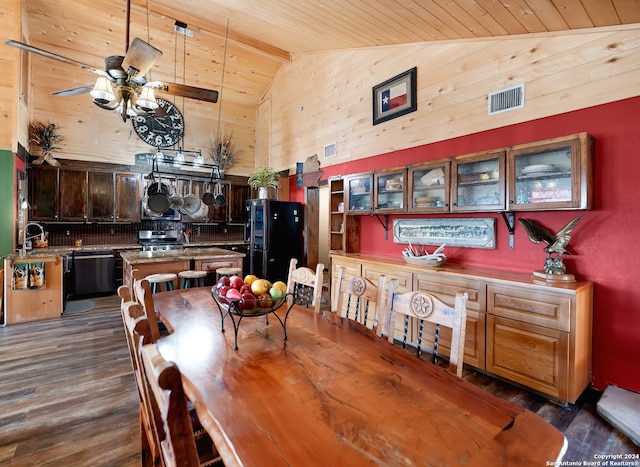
{"left": 212, "top": 273, "right": 288, "bottom": 313}
{"left": 211, "top": 274, "right": 293, "bottom": 350}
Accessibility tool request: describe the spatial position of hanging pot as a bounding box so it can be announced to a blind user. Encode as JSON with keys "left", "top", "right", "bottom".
{"left": 169, "top": 195, "right": 184, "bottom": 210}
{"left": 143, "top": 199, "right": 163, "bottom": 218}
{"left": 202, "top": 189, "right": 215, "bottom": 206}
{"left": 147, "top": 191, "right": 170, "bottom": 214}
{"left": 180, "top": 194, "right": 202, "bottom": 216}
{"left": 190, "top": 201, "right": 209, "bottom": 221}
{"left": 147, "top": 182, "right": 169, "bottom": 196}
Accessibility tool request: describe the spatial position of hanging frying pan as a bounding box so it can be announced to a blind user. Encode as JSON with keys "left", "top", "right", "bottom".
{"left": 180, "top": 194, "right": 202, "bottom": 216}
{"left": 146, "top": 176, "right": 170, "bottom": 214}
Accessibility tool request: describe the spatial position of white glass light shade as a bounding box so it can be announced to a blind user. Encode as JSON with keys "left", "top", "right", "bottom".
{"left": 90, "top": 77, "right": 115, "bottom": 103}
{"left": 137, "top": 87, "right": 158, "bottom": 110}
{"left": 193, "top": 153, "right": 204, "bottom": 167}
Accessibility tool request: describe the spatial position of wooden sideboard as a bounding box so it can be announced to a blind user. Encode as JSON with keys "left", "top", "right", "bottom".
{"left": 331, "top": 253, "right": 593, "bottom": 404}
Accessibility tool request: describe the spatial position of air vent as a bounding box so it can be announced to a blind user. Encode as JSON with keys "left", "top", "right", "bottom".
{"left": 488, "top": 84, "right": 524, "bottom": 115}
{"left": 324, "top": 142, "right": 337, "bottom": 158}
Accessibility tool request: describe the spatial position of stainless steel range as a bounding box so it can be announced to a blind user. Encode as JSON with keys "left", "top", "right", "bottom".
{"left": 138, "top": 230, "right": 183, "bottom": 252}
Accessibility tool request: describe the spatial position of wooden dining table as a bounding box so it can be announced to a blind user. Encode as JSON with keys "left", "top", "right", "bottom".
{"left": 154, "top": 287, "right": 567, "bottom": 466}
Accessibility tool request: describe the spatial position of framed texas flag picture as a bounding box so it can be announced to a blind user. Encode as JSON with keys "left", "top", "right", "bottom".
{"left": 372, "top": 67, "right": 417, "bottom": 125}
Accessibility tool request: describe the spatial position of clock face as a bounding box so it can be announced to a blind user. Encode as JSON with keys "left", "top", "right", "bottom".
{"left": 132, "top": 98, "right": 185, "bottom": 148}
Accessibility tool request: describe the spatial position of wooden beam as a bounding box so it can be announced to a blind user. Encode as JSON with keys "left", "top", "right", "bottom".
{"left": 132, "top": 0, "right": 291, "bottom": 62}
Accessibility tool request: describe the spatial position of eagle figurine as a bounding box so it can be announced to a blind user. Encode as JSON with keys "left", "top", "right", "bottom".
{"left": 518, "top": 214, "right": 584, "bottom": 275}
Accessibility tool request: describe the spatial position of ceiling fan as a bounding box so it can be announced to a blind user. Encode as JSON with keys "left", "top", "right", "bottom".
{"left": 5, "top": 0, "right": 219, "bottom": 122}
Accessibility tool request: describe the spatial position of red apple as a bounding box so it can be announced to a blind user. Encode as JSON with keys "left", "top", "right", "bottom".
{"left": 239, "top": 285, "right": 251, "bottom": 295}
{"left": 218, "top": 285, "right": 230, "bottom": 297}
{"left": 217, "top": 276, "right": 230, "bottom": 287}
{"left": 258, "top": 293, "right": 273, "bottom": 309}
{"left": 229, "top": 276, "right": 245, "bottom": 290}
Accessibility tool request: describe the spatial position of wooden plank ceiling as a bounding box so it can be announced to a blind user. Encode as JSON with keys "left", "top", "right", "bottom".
{"left": 21, "top": 0, "right": 640, "bottom": 117}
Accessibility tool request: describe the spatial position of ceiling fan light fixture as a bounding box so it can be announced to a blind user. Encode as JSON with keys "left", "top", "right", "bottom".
{"left": 137, "top": 86, "right": 158, "bottom": 110}
{"left": 90, "top": 76, "right": 116, "bottom": 104}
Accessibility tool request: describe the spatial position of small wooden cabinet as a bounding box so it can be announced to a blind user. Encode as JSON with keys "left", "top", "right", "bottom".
{"left": 331, "top": 253, "right": 593, "bottom": 404}
{"left": 408, "top": 159, "right": 450, "bottom": 213}
{"left": 507, "top": 132, "right": 593, "bottom": 211}
{"left": 451, "top": 148, "right": 506, "bottom": 212}
{"left": 345, "top": 172, "right": 373, "bottom": 214}
{"left": 374, "top": 166, "right": 407, "bottom": 214}
{"left": 29, "top": 167, "right": 59, "bottom": 221}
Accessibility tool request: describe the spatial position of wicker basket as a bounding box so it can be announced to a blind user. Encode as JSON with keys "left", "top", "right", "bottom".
{"left": 402, "top": 255, "right": 447, "bottom": 267}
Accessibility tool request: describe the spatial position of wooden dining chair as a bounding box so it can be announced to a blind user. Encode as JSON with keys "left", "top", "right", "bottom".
{"left": 331, "top": 267, "right": 388, "bottom": 332}
{"left": 383, "top": 279, "right": 468, "bottom": 377}
{"left": 119, "top": 297, "right": 161, "bottom": 467}
{"left": 140, "top": 342, "right": 222, "bottom": 467}
{"left": 286, "top": 258, "right": 325, "bottom": 313}
{"left": 132, "top": 277, "right": 163, "bottom": 341}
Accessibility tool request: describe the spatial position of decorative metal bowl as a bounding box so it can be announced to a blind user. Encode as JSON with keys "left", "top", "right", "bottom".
{"left": 402, "top": 255, "right": 447, "bottom": 267}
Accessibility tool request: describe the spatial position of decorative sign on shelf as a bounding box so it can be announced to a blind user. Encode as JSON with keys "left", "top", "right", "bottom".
{"left": 393, "top": 218, "right": 496, "bottom": 249}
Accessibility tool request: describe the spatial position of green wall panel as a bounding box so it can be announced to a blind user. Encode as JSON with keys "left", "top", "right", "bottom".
{"left": 0, "top": 150, "right": 15, "bottom": 256}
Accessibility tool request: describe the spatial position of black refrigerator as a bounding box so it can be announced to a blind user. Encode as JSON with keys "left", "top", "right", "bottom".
{"left": 244, "top": 199, "right": 304, "bottom": 282}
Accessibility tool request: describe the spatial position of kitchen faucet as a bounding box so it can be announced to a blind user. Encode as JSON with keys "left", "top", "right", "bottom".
{"left": 21, "top": 222, "right": 45, "bottom": 256}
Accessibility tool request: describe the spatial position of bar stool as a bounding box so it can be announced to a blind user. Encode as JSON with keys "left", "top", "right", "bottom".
{"left": 145, "top": 273, "right": 178, "bottom": 293}
{"left": 216, "top": 267, "right": 242, "bottom": 282}
{"left": 178, "top": 270, "right": 207, "bottom": 288}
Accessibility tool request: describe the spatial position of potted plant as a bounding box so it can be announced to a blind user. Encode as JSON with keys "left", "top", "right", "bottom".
{"left": 248, "top": 167, "right": 280, "bottom": 199}
{"left": 28, "top": 121, "right": 63, "bottom": 166}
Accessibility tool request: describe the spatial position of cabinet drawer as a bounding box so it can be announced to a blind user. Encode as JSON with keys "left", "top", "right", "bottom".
{"left": 487, "top": 315, "right": 569, "bottom": 400}
{"left": 198, "top": 260, "right": 240, "bottom": 272}
{"left": 413, "top": 272, "right": 485, "bottom": 312}
{"left": 488, "top": 285, "right": 571, "bottom": 331}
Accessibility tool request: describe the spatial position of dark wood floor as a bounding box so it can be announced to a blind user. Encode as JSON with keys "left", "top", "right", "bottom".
{"left": 0, "top": 294, "right": 637, "bottom": 465}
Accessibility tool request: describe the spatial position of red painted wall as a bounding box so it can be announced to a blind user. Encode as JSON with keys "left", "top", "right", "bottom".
{"left": 296, "top": 96, "right": 640, "bottom": 393}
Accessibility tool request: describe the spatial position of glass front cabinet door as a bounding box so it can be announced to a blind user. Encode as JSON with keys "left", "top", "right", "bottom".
{"left": 507, "top": 132, "right": 593, "bottom": 211}
{"left": 374, "top": 167, "right": 407, "bottom": 213}
{"left": 408, "top": 159, "right": 450, "bottom": 213}
{"left": 451, "top": 149, "right": 506, "bottom": 212}
{"left": 345, "top": 172, "right": 373, "bottom": 214}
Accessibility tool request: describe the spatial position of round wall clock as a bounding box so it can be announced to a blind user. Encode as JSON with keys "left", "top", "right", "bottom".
{"left": 132, "top": 98, "right": 185, "bottom": 148}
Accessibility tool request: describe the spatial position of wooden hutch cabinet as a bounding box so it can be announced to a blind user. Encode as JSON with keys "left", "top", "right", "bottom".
{"left": 331, "top": 254, "right": 592, "bottom": 404}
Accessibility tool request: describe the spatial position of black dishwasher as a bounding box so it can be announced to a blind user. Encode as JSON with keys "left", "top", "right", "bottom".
{"left": 72, "top": 250, "right": 116, "bottom": 297}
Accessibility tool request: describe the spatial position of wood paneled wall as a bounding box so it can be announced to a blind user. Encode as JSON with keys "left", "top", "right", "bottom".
{"left": 262, "top": 25, "right": 640, "bottom": 172}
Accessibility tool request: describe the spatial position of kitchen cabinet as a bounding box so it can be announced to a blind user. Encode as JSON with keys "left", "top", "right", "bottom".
{"left": 59, "top": 170, "right": 88, "bottom": 222}
{"left": 408, "top": 159, "right": 450, "bottom": 213}
{"left": 451, "top": 148, "right": 506, "bottom": 212}
{"left": 29, "top": 167, "right": 59, "bottom": 221}
{"left": 374, "top": 166, "right": 407, "bottom": 213}
{"left": 114, "top": 173, "right": 142, "bottom": 222}
{"left": 31, "top": 167, "right": 139, "bottom": 223}
{"left": 89, "top": 172, "right": 114, "bottom": 222}
{"left": 229, "top": 184, "right": 250, "bottom": 223}
{"left": 330, "top": 253, "right": 593, "bottom": 403}
{"left": 507, "top": 132, "right": 593, "bottom": 211}
{"left": 4, "top": 256, "right": 63, "bottom": 324}
{"left": 345, "top": 172, "right": 373, "bottom": 214}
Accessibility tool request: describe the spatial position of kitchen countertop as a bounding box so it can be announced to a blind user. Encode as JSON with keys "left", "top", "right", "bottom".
{"left": 120, "top": 247, "right": 244, "bottom": 265}
{"left": 5, "top": 240, "right": 245, "bottom": 261}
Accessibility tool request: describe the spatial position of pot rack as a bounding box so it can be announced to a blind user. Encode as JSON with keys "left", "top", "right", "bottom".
{"left": 148, "top": 150, "right": 224, "bottom": 183}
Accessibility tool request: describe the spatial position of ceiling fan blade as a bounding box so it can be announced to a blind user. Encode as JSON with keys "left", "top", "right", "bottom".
{"left": 52, "top": 85, "right": 94, "bottom": 97}
{"left": 147, "top": 81, "right": 219, "bottom": 103}
{"left": 122, "top": 38, "right": 162, "bottom": 78}
{"left": 6, "top": 39, "right": 109, "bottom": 78}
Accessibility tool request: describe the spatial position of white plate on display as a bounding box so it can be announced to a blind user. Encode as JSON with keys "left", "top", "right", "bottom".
{"left": 521, "top": 164, "right": 557, "bottom": 176}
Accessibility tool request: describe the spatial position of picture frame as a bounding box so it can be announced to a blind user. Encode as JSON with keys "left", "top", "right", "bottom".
{"left": 372, "top": 67, "right": 417, "bottom": 125}
{"left": 393, "top": 218, "right": 497, "bottom": 249}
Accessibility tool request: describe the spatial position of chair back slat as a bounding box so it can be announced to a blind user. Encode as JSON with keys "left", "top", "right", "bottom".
{"left": 331, "top": 267, "right": 388, "bottom": 333}
{"left": 286, "top": 258, "right": 325, "bottom": 313}
{"left": 384, "top": 280, "right": 468, "bottom": 377}
{"left": 140, "top": 343, "right": 201, "bottom": 467}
